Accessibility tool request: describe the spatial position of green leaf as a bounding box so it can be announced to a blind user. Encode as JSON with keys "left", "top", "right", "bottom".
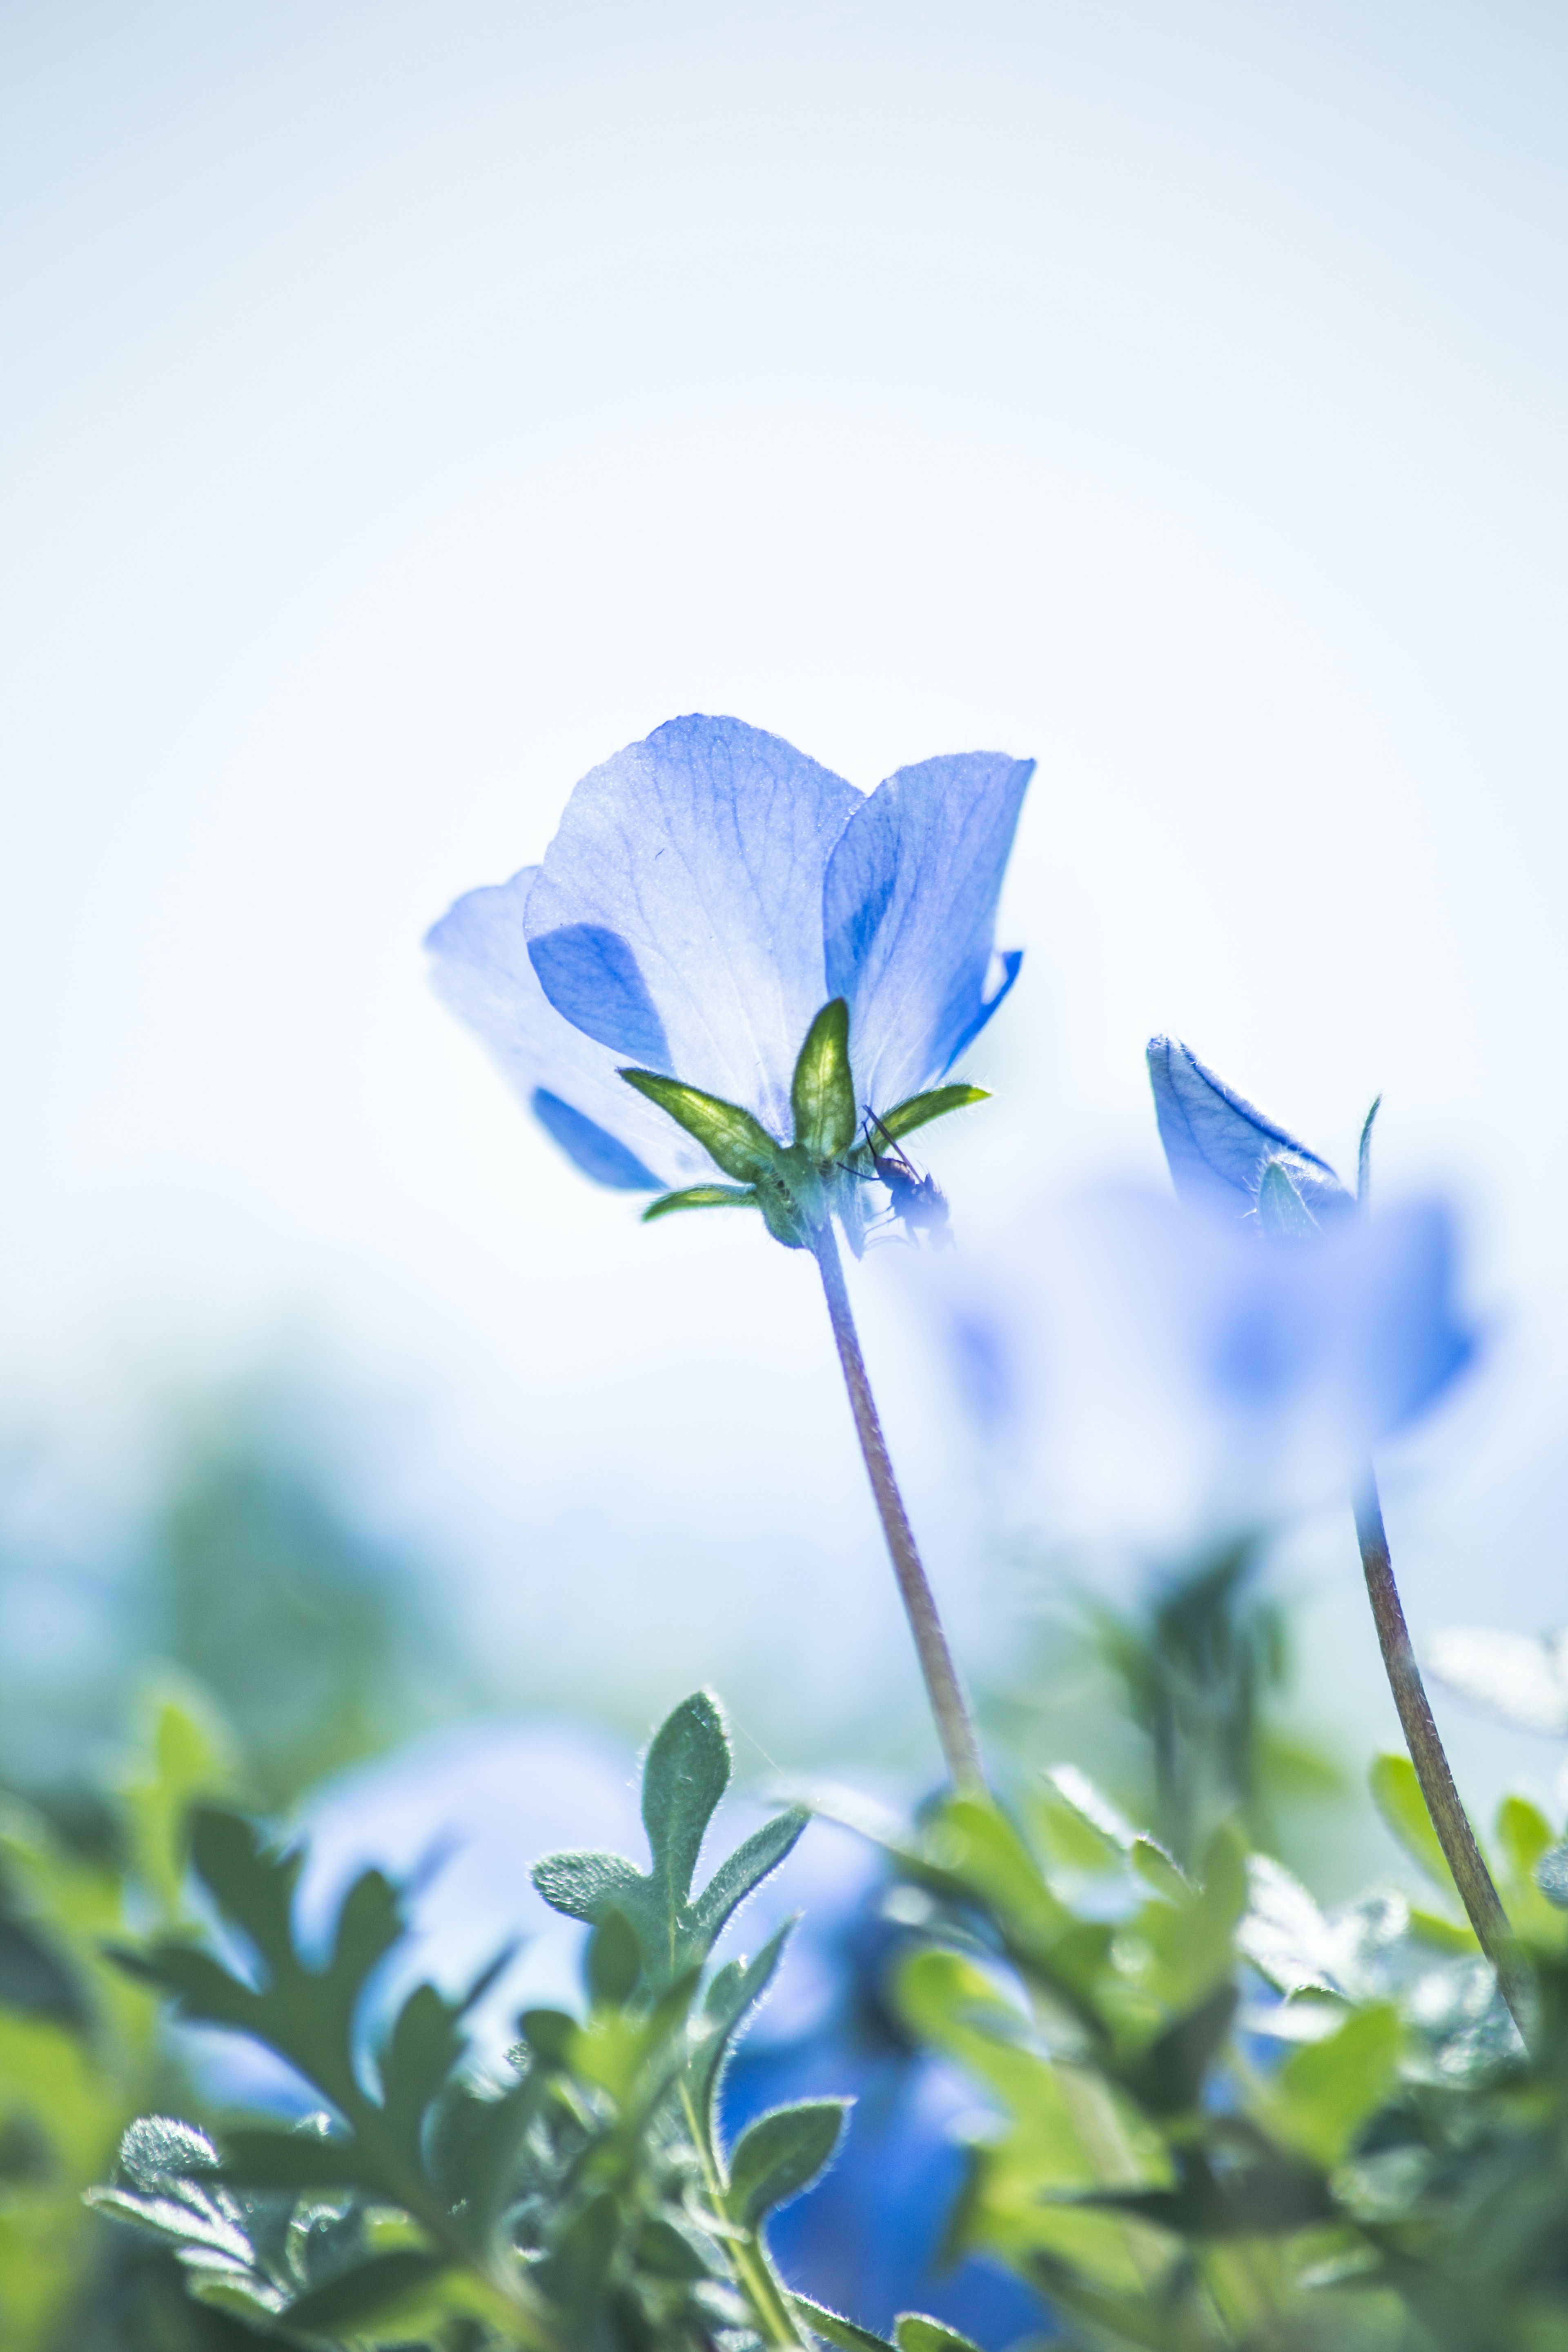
{"left": 790, "top": 2292, "right": 895, "bottom": 2350}
{"left": 1370, "top": 1753, "right": 1459, "bottom": 1898}
{"left": 117, "top": 1680, "right": 236, "bottom": 1924}
{"left": 644, "top": 1183, "right": 759, "bottom": 1221}
{"left": 587, "top": 1909, "right": 642, "bottom": 2005}
{"left": 188, "top": 1808, "right": 301, "bottom": 1974}
{"left": 895, "top": 2319, "right": 984, "bottom": 2352}
{"left": 1263, "top": 2002, "right": 1402, "bottom": 2168}
{"left": 217, "top": 2127, "right": 377, "bottom": 2193}
{"left": 637, "top": 2216, "right": 710, "bottom": 2280}
{"left": 530, "top": 1850, "right": 645, "bottom": 1924}
{"left": 726, "top": 2100, "right": 849, "bottom": 2226}
{"left": 692, "top": 1807, "right": 809, "bottom": 1942}
{"left": 1256, "top": 1158, "right": 1319, "bottom": 1240}
{"left": 535, "top": 2191, "right": 619, "bottom": 2322}
{"left": 643, "top": 1690, "right": 732, "bottom": 1907}
{"left": 791, "top": 998, "right": 858, "bottom": 1159}
{"left": 380, "top": 1980, "right": 468, "bottom": 2159}
{"left": 1122, "top": 1982, "right": 1238, "bottom": 2116}
{"left": 687, "top": 1924, "right": 792, "bottom": 2119}
{"left": 281, "top": 2250, "right": 451, "bottom": 2334}
{"left": 534, "top": 1696, "right": 807, "bottom": 1995}
{"left": 619, "top": 1071, "right": 780, "bottom": 1181}
{"left": 873, "top": 1085, "right": 989, "bottom": 1145}
{"left": 1497, "top": 1793, "right": 1554, "bottom": 1880}
{"left": 517, "top": 2007, "right": 577, "bottom": 2067}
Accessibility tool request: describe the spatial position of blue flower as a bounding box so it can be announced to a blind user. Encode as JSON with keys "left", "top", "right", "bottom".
{"left": 917, "top": 1180, "right": 1473, "bottom": 1556}
{"left": 428, "top": 716, "right": 1032, "bottom": 1205}
{"left": 1146, "top": 1036, "right": 1353, "bottom": 1224}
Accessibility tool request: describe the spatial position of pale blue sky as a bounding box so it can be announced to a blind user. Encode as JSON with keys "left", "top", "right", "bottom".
{"left": 4, "top": 3, "right": 1566, "bottom": 1793}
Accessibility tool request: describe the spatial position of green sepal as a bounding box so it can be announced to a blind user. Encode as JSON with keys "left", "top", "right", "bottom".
{"left": 874, "top": 1085, "right": 989, "bottom": 1145}
{"left": 791, "top": 998, "right": 858, "bottom": 1160}
{"left": 643, "top": 1184, "right": 759, "bottom": 1222}
{"left": 1256, "top": 1158, "right": 1319, "bottom": 1241}
{"left": 618, "top": 1071, "right": 780, "bottom": 1182}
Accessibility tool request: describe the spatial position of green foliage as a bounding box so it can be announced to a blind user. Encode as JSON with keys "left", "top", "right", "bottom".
{"left": 89, "top": 1690, "right": 954, "bottom": 2352}
{"left": 857, "top": 1747, "right": 1568, "bottom": 2351}
{"left": 0, "top": 1683, "right": 235, "bottom": 2352}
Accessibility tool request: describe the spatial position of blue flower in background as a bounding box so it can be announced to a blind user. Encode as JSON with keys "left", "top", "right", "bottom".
{"left": 919, "top": 1179, "right": 1472, "bottom": 1555}
{"left": 427, "top": 714, "right": 1032, "bottom": 1190}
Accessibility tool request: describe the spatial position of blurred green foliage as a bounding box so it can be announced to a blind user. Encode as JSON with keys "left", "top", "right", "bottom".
{"left": 0, "top": 1403, "right": 453, "bottom": 1816}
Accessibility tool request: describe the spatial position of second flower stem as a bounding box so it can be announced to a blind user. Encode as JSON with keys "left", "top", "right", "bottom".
{"left": 811, "top": 1221, "right": 985, "bottom": 1795}
{"left": 1355, "top": 1469, "right": 1529, "bottom": 2032}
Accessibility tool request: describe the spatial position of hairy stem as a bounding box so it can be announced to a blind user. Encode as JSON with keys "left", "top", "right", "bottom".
{"left": 811, "top": 1220, "right": 985, "bottom": 1793}
{"left": 1355, "top": 1470, "right": 1529, "bottom": 2031}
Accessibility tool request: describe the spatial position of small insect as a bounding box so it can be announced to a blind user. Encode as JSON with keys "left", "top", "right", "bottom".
{"left": 860, "top": 1111, "right": 953, "bottom": 1250}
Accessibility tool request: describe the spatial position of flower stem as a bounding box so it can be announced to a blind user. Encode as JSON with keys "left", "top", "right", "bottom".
{"left": 1354, "top": 1469, "right": 1529, "bottom": 2031}
{"left": 810, "top": 1220, "right": 985, "bottom": 1793}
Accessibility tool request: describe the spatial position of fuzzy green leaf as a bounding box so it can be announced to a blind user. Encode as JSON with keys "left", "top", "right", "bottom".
{"left": 642, "top": 1690, "right": 732, "bottom": 1909}
{"left": 791, "top": 2293, "right": 895, "bottom": 2350}
{"left": 791, "top": 998, "right": 858, "bottom": 1160}
{"left": 726, "top": 2098, "right": 849, "bottom": 2226}
{"left": 533, "top": 1694, "right": 806, "bottom": 1991}
{"left": 619, "top": 1071, "right": 780, "bottom": 1181}
{"left": 895, "top": 2319, "right": 984, "bottom": 2352}
{"left": 874, "top": 1085, "right": 989, "bottom": 1145}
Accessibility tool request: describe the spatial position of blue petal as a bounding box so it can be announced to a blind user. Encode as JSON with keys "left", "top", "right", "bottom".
{"left": 530, "top": 1090, "right": 660, "bottom": 1190}
{"left": 1146, "top": 1037, "right": 1349, "bottom": 1221}
{"left": 823, "top": 752, "right": 1033, "bottom": 1113}
{"left": 524, "top": 716, "right": 862, "bottom": 1137}
{"left": 426, "top": 870, "right": 714, "bottom": 1189}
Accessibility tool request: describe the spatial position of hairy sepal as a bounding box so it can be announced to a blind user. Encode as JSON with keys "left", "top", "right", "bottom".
{"left": 618, "top": 1071, "right": 780, "bottom": 1183}
{"left": 791, "top": 998, "right": 858, "bottom": 1160}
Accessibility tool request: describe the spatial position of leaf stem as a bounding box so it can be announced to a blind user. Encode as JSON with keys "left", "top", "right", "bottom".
{"left": 810, "top": 1220, "right": 985, "bottom": 1794}
{"left": 678, "top": 2082, "right": 804, "bottom": 2350}
{"left": 1354, "top": 1469, "right": 1530, "bottom": 2032}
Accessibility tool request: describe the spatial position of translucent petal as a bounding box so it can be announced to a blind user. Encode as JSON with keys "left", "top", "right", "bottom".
{"left": 525, "top": 716, "right": 862, "bottom": 1137}
{"left": 824, "top": 753, "right": 1033, "bottom": 1113}
{"left": 425, "top": 869, "right": 713, "bottom": 1189}
{"left": 1146, "top": 1038, "right": 1349, "bottom": 1221}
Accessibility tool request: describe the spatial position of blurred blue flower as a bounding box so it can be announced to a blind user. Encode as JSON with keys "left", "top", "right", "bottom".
{"left": 920, "top": 1179, "right": 1472, "bottom": 1553}
{"left": 428, "top": 715, "right": 1032, "bottom": 1187}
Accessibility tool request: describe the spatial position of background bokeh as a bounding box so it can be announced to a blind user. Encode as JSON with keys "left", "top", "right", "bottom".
{"left": 4, "top": 2, "right": 1568, "bottom": 1899}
